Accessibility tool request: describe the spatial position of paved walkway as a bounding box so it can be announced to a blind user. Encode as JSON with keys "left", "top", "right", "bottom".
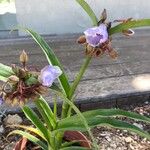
{"left": 0, "top": 29, "right": 150, "bottom": 112}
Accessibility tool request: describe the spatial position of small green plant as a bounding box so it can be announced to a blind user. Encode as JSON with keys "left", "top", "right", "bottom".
{"left": 0, "top": 0, "right": 150, "bottom": 149}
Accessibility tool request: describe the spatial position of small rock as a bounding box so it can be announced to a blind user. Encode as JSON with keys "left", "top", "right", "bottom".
{"left": 110, "top": 143, "right": 117, "bottom": 148}
{"left": 133, "top": 123, "right": 143, "bottom": 130}
{"left": 105, "top": 136, "right": 111, "bottom": 142}
{"left": 129, "top": 144, "right": 135, "bottom": 150}
{"left": 0, "top": 125, "right": 5, "bottom": 134}
{"left": 124, "top": 137, "right": 133, "bottom": 143}
{"left": 4, "top": 114, "right": 23, "bottom": 125}
{"left": 144, "top": 101, "right": 149, "bottom": 104}
{"left": 4, "top": 142, "right": 16, "bottom": 150}
{"left": 100, "top": 133, "right": 107, "bottom": 137}
{"left": 123, "top": 130, "right": 128, "bottom": 133}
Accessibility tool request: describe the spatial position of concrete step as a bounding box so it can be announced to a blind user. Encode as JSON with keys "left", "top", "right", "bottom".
{"left": 0, "top": 29, "right": 150, "bottom": 113}
{"left": 0, "top": 30, "right": 18, "bottom": 39}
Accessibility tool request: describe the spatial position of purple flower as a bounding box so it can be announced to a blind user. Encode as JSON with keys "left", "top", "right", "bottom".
{"left": 84, "top": 24, "right": 108, "bottom": 47}
{"left": 39, "top": 65, "right": 62, "bottom": 87}
{"left": 0, "top": 97, "right": 3, "bottom": 105}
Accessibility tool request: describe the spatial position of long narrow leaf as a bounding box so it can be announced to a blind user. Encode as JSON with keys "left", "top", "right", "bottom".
{"left": 53, "top": 95, "right": 57, "bottom": 121}
{"left": 8, "top": 130, "right": 48, "bottom": 150}
{"left": 22, "top": 106, "right": 50, "bottom": 141}
{"left": 57, "top": 117, "right": 150, "bottom": 140}
{"left": 58, "top": 94, "right": 98, "bottom": 149}
{"left": 61, "top": 146, "right": 90, "bottom": 150}
{"left": 21, "top": 28, "right": 71, "bottom": 97}
{"left": 0, "top": 76, "right": 7, "bottom": 82}
{"left": 83, "top": 109, "right": 150, "bottom": 123}
{"left": 76, "top": 0, "right": 98, "bottom": 26}
{"left": 8, "top": 124, "right": 46, "bottom": 141}
{"left": 0, "top": 63, "right": 14, "bottom": 81}
{"left": 38, "top": 96, "right": 56, "bottom": 124}
{"left": 59, "top": 108, "right": 150, "bottom": 125}
{"left": 35, "top": 98, "right": 54, "bottom": 130}
{"left": 109, "top": 19, "right": 150, "bottom": 35}
{"left": 61, "top": 141, "right": 82, "bottom": 148}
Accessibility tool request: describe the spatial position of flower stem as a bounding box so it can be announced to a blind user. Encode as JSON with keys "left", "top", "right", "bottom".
{"left": 61, "top": 56, "right": 92, "bottom": 118}
{"left": 69, "top": 56, "right": 92, "bottom": 98}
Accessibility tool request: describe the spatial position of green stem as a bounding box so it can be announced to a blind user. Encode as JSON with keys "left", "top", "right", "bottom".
{"left": 61, "top": 56, "right": 92, "bottom": 118}
{"left": 69, "top": 56, "right": 92, "bottom": 98}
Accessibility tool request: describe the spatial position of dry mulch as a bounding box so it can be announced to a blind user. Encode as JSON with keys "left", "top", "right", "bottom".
{"left": 0, "top": 102, "right": 150, "bottom": 150}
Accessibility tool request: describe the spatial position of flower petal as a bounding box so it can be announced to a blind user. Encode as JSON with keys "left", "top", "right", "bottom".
{"left": 84, "top": 24, "right": 108, "bottom": 47}
{"left": 39, "top": 65, "right": 62, "bottom": 87}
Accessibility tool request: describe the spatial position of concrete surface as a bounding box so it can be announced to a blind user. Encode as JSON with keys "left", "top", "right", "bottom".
{"left": 15, "top": 0, "right": 150, "bottom": 35}
{"left": 0, "top": 29, "right": 150, "bottom": 113}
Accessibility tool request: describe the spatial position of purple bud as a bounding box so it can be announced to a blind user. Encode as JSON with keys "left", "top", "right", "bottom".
{"left": 0, "top": 97, "right": 3, "bottom": 105}
{"left": 84, "top": 24, "right": 108, "bottom": 47}
{"left": 39, "top": 65, "right": 62, "bottom": 87}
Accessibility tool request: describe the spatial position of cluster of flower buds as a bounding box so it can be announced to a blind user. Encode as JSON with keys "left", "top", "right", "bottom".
{"left": 77, "top": 9, "right": 134, "bottom": 59}
{"left": 0, "top": 51, "right": 62, "bottom": 106}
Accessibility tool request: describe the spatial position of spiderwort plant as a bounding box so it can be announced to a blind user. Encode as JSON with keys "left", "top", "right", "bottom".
{"left": 0, "top": 50, "right": 61, "bottom": 107}
{"left": 0, "top": 0, "right": 150, "bottom": 150}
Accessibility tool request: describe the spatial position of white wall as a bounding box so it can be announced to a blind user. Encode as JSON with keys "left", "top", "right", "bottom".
{"left": 15, "top": 0, "right": 150, "bottom": 35}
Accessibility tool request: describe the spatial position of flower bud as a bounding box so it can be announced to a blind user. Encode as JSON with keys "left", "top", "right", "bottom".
{"left": 36, "top": 86, "right": 47, "bottom": 94}
{"left": 86, "top": 44, "right": 94, "bottom": 56}
{"left": 98, "top": 9, "right": 107, "bottom": 25}
{"left": 94, "top": 48, "right": 104, "bottom": 57}
{"left": 8, "top": 75, "right": 19, "bottom": 83}
{"left": 122, "top": 29, "right": 134, "bottom": 36}
{"left": 18, "top": 68, "right": 27, "bottom": 78}
{"left": 101, "top": 9, "right": 107, "bottom": 21}
{"left": 19, "top": 100, "right": 25, "bottom": 107}
{"left": 3, "top": 83, "right": 12, "bottom": 93}
{"left": 109, "top": 50, "right": 118, "bottom": 59}
{"left": 12, "top": 98, "right": 18, "bottom": 106}
{"left": 5, "top": 98, "right": 11, "bottom": 104}
{"left": 11, "top": 65, "right": 19, "bottom": 76}
{"left": 77, "top": 35, "right": 86, "bottom": 44}
{"left": 20, "top": 50, "right": 28, "bottom": 64}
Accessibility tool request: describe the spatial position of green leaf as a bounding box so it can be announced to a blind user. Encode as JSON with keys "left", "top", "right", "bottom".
{"left": 57, "top": 94, "right": 98, "bottom": 149}
{"left": 83, "top": 109, "right": 150, "bottom": 123}
{"left": 8, "top": 130, "right": 48, "bottom": 150}
{"left": 0, "top": 76, "right": 7, "bottom": 82}
{"left": 76, "top": 0, "right": 98, "bottom": 26}
{"left": 25, "top": 76, "right": 38, "bottom": 86}
{"left": 0, "top": 63, "right": 14, "bottom": 81}
{"left": 53, "top": 95, "right": 57, "bottom": 121}
{"left": 8, "top": 124, "right": 46, "bottom": 141}
{"left": 57, "top": 107, "right": 150, "bottom": 140}
{"left": 22, "top": 106, "right": 50, "bottom": 142}
{"left": 60, "top": 146, "right": 90, "bottom": 150}
{"left": 61, "top": 141, "right": 81, "bottom": 148}
{"left": 50, "top": 83, "right": 62, "bottom": 93}
{"left": 57, "top": 117, "right": 150, "bottom": 140}
{"left": 20, "top": 28, "right": 70, "bottom": 97}
{"left": 59, "top": 108, "right": 150, "bottom": 126}
{"left": 109, "top": 19, "right": 150, "bottom": 35}
{"left": 35, "top": 97, "right": 56, "bottom": 130}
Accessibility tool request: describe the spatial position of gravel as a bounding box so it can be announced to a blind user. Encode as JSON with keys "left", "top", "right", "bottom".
{"left": 0, "top": 102, "right": 150, "bottom": 150}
